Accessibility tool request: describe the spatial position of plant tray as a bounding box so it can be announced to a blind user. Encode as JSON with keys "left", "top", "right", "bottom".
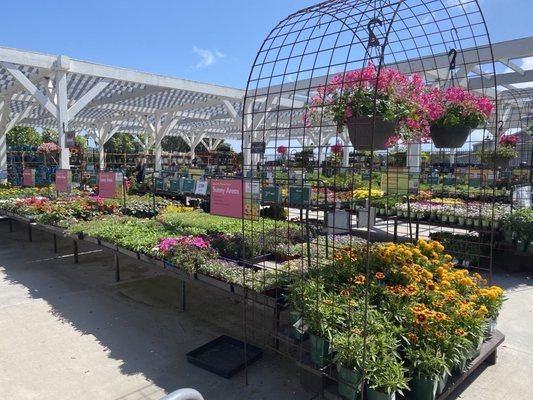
{"left": 186, "top": 335, "right": 263, "bottom": 379}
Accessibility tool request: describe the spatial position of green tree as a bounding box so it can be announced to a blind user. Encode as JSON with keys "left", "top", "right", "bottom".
{"left": 75, "top": 135, "right": 88, "bottom": 151}
{"left": 7, "top": 126, "right": 43, "bottom": 147}
{"left": 161, "top": 135, "right": 189, "bottom": 152}
{"left": 104, "top": 132, "right": 142, "bottom": 153}
{"left": 41, "top": 128, "right": 58, "bottom": 143}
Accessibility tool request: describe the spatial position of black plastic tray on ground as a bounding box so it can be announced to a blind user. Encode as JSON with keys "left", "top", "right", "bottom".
{"left": 186, "top": 335, "right": 263, "bottom": 378}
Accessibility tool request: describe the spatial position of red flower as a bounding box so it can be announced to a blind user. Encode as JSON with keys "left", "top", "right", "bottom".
{"left": 277, "top": 145, "right": 288, "bottom": 155}
{"left": 330, "top": 143, "right": 343, "bottom": 154}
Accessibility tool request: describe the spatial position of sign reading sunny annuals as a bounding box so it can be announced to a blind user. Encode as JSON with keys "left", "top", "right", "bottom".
{"left": 210, "top": 179, "right": 243, "bottom": 218}
{"left": 55, "top": 169, "right": 72, "bottom": 193}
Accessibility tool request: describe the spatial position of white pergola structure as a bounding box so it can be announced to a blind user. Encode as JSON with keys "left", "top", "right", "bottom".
{"left": 0, "top": 46, "right": 245, "bottom": 173}
{"left": 1, "top": 37, "right": 533, "bottom": 177}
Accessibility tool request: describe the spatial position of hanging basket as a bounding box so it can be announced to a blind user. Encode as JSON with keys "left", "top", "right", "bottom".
{"left": 493, "top": 155, "right": 511, "bottom": 169}
{"left": 430, "top": 125, "right": 471, "bottom": 148}
{"left": 346, "top": 116, "right": 396, "bottom": 151}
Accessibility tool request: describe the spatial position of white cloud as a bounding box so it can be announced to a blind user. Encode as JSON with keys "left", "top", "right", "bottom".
{"left": 192, "top": 46, "right": 226, "bottom": 69}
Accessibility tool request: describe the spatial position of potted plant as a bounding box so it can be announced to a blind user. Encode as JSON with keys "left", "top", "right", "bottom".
{"left": 478, "top": 135, "right": 518, "bottom": 169}
{"left": 506, "top": 208, "right": 533, "bottom": 252}
{"left": 332, "top": 331, "right": 364, "bottom": 400}
{"left": 405, "top": 345, "right": 446, "bottom": 400}
{"left": 365, "top": 355, "right": 408, "bottom": 400}
{"left": 305, "top": 63, "right": 430, "bottom": 150}
{"left": 426, "top": 86, "right": 493, "bottom": 148}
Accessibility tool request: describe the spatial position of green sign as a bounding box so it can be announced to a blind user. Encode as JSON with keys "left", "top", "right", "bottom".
{"left": 289, "top": 186, "right": 312, "bottom": 206}
{"left": 170, "top": 179, "right": 181, "bottom": 193}
{"left": 499, "top": 171, "right": 512, "bottom": 179}
{"left": 361, "top": 172, "right": 371, "bottom": 181}
{"left": 426, "top": 176, "right": 439, "bottom": 185}
{"left": 181, "top": 178, "right": 196, "bottom": 193}
{"left": 88, "top": 175, "right": 97, "bottom": 185}
{"left": 155, "top": 178, "right": 165, "bottom": 191}
{"left": 262, "top": 186, "right": 281, "bottom": 204}
{"left": 469, "top": 178, "right": 482, "bottom": 188}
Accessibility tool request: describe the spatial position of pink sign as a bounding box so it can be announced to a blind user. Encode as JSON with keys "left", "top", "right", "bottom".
{"left": 23, "top": 169, "right": 35, "bottom": 187}
{"left": 210, "top": 179, "right": 243, "bottom": 218}
{"left": 55, "top": 169, "right": 71, "bottom": 193}
{"left": 98, "top": 172, "right": 117, "bottom": 198}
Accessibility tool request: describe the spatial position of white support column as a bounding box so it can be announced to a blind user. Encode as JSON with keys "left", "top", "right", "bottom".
{"left": 342, "top": 134, "right": 350, "bottom": 167}
{"left": 55, "top": 57, "right": 70, "bottom": 169}
{"left": 0, "top": 98, "right": 10, "bottom": 181}
{"left": 407, "top": 142, "right": 421, "bottom": 173}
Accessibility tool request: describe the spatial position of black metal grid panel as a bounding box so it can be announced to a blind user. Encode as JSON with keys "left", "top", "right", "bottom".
{"left": 240, "top": 0, "right": 499, "bottom": 395}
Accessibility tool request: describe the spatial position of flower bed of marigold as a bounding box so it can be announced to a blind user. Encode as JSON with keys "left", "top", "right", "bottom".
{"left": 289, "top": 239, "right": 504, "bottom": 398}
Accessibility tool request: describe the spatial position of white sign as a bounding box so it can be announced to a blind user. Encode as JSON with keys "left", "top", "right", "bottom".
{"left": 195, "top": 180, "right": 209, "bottom": 195}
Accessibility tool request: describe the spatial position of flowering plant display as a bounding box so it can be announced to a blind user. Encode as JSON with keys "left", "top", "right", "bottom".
{"left": 499, "top": 134, "right": 518, "bottom": 147}
{"left": 427, "top": 87, "right": 493, "bottom": 130}
{"left": 277, "top": 145, "right": 288, "bottom": 155}
{"left": 37, "top": 142, "right": 61, "bottom": 153}
{"left": 305, "top": 62, "right": 431, "bottom": 144}
{"left": 290, "top": 239, "right": 505, "bottom": 394}
{"left": 152, "top": 235, "right": 216, "bottom": 272}
{"left": 330, "top": 143, "right": 344, "bottom": 155}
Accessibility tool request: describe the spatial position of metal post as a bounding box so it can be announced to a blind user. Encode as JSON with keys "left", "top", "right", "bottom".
{"left": 73, "top": 240, "right": 79, "bottom": 263}
{"left": 393, "top": 218, "right": 398, "bottom": 242}
{"left": 115, "top": 253, "right": 120, "bottom": 282}
{"left": 181, "top": 280, "right": 186, "bottom": 312}
{"left": 28, "top": 223, "right": 32, "bottom": 242}
{"left": 415, "top": 221, "right": 420, "bottom": 241}
{"left": 53, "top": 233, "right": 58, "bottom": 253}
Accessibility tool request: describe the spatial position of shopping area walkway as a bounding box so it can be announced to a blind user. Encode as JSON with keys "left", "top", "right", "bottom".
{"left": 0, "top": 220, "right": 531, "bottom": 400}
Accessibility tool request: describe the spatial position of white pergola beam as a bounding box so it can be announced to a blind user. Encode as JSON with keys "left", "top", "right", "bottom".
{"left": 68, "top": 79, "right": 111, "bottom": 120}
{"left": 1, "top": 61, "right": 57, "bottom": 117}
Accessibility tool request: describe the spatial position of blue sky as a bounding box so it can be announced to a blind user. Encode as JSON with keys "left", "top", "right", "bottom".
{"left": 1, "top": 0, "right": 532, "bottom": 89}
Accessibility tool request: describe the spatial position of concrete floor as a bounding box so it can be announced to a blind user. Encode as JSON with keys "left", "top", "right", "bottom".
{"left": 0, "top": 220, "right": 531, "bottom": 400}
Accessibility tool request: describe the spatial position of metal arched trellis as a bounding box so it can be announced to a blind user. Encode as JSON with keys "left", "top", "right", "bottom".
{"left": 241, "top": 1, "right": 502, "bottom": 399}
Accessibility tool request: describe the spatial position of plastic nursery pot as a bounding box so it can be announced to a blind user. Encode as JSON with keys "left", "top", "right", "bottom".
{"left": 346, "top": 116, "right": 397, "bottom": 151}
{"left": 437, "top": 370, "right": 449, "bottom": 396}
{"left": 430, "top": 211, "right": 437, "bottom": 221}
{"left": 379, "top": 208, "right": 386, "bottom": 215}
{"left": 452, "top": 357, "right": 467, "bottom": 375}
{"left": 469, "top": 336, "right": 484, "bottom": 360}
{"left": 448, "top": 215, "right": 457, "bottom": 224}
{"left": 337, "top": 365, "right": 362, "bottom": 400}
{"left": 366, "top": 388, "right": 396, "bottom": 400}
{"left": 430, "top": 125, "right": 471, "bottom": 149}
{"left": 473, "top": 219, "right": 481, "bottom": 227}
{"left": 485, "top": 317, "right": 497, "bottom": 337}
{"left": 441, "top": 215, "right": 448, "bottom": 223}
{"left": 309, "top": 333, "right": 331, "bottom": 368}
{"left": 416, "top": 212, "right": 425, "bottom": 220}
{"left": 465, "top": 218, "right": 473, "bottom": 226}
{"left": 493, "top": 156, "right": 510, "bottom": 169}
{"left": 481, "top": 219, "right": 490, "bottom": 228}
{"left": 457, "top": 217, "right": 465, "bottom": 226}
{"left": 409, "top": 376, "right": 438, "bottom": 400}
{"left": 290, "top": 311, "right": 308, "bottom": 342}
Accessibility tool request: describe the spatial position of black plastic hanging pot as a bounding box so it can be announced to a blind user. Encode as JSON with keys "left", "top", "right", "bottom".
{"left": 430, "top": 125, "right": 471, "bottom": 148}
{"left": 345, "top": 116, "right": 396, "bottom": 151}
